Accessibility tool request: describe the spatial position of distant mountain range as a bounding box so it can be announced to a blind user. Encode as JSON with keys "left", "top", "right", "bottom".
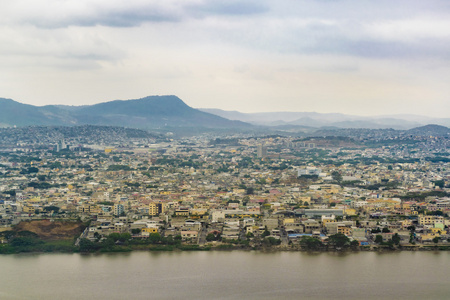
{"left": 0, "top": 95, "right": 448, "bottom": 133}
{"left": 0, "top": 96, "right": 249, "bottom": 129}
{"left": 200, "top": 108, "right": 450, "bottom": 130}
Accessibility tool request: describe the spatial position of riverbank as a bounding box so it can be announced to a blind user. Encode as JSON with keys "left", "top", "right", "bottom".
{"left": 2, "top": 222, "right": 449, "bottom": 254}
{"left": 2, "top": 238, "right": 450, "bottom": 254}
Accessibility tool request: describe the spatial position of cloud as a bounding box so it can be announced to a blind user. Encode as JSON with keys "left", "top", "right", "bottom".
{"left": 189, "top": 1, "right": 268, "bottom": 17}
{"left": 1, "top": 0, "right": 268, "bottom": 28}
{"left": 0, "top": 26, "right": 124, "bottom": 69}
{"left": 2, "top": 0, "right": 186, "bottom": 28}
{"left": 1, "top": 0, "right": 450, "bottom": 118}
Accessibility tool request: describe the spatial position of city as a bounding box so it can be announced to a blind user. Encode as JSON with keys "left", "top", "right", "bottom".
{"left": 0, "top": 126, "right": 448, "bottom": 253}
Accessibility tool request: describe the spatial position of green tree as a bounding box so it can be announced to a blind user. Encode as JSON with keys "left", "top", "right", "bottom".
{"left": 331, "top": 171, "right": 342, "bottom": 183}
{"left": 433, "top": 180, "right": 445, "bottom": 188}
{"left": 409, "top": 233, "right": 415, "bottom": 244}
{"left": 10, "top": 236, "right": 43, "bottom": 248}
{"left": 131, "top": 228, "right": 141, "bottom": 235}
{"left": 148, "top": 233, "right": 162, "bottom": 244}
{"left": 327, "top": 233, "right": 351, "bottom": 249}
{"left": 263, "top": 237, "right": 281, "bottom": 246}
{"left": 118, "top": 233, "right": 131, "bottom": 243}
{"left": 93, "top": 232, "right": 101, "bottom": 242}
{"left": 350, "top": 240, "right": 360, "bottom": 249}
{"left": 261, "top": 227, "right": 270, "bottom": 238}
{"left": 300, "top": 236, "right": 323, "bottom": 251}
{"left": 206, "top": 233, "right": 216, "bottom": 242}
{"left": 375, "top": 235, "right": 383, "bottom": 244}
{"left": 392, "top": 233, "right": 401, "bottom": 245}
{"left": 43, "top": 206, "right": 60, "bottom": 213}
{"left": 79, "top": 238, "right": 97, "bottom": 252}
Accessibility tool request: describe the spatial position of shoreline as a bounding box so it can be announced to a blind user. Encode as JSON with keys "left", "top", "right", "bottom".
{"left": 2, "top": 242, "right": 449, "bottom": 255}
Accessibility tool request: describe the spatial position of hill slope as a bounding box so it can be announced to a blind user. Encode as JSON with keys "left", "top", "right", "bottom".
{"left": 406, "top": 124, "right": 450, "bottom": 136}
{"left": 0, "top": 96, "right": 249, "bottom": 129}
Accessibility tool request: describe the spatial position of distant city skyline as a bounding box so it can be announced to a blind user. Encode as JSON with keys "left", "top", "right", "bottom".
{"left": 1, "top": 0, "right": 450, "bottom": 118}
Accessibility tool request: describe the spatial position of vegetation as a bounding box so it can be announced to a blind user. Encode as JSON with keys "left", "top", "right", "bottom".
{"left": 0, "top": 231, "right": 76, "bottom": 254}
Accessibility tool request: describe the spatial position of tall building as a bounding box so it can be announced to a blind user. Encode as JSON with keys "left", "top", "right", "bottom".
{"left": 149, "top": 202, "right": 165, "bottom": 216}
{"left": 113, "top": 204, "right": 124, "bottom": 216}
{"left": 257, "top": 144, "right": 267, "bottom": 158}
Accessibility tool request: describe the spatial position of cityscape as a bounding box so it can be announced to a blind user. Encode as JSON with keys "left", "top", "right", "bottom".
{"left": 2, "top": 0, "right": 450, "bottom": 298}
{"left": 0, "top": 123, "right": 448, "bottom": 253}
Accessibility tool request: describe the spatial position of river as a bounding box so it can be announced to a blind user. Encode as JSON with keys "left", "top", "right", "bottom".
{"left": 0, "top": 251, "right": 448, "bottom": 299}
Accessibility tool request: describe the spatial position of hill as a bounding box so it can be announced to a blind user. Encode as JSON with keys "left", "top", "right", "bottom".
{"left": 0, "top": 96, "right": 250, "bottom": 129}
{"left": 406, "top": 124, "right": 450, "bottom": 136}
{"left": 0, "top": 125, "right": 159, "bottom": 145}
{"left": 0, "top": 98, "right": 74, "bottom": 127}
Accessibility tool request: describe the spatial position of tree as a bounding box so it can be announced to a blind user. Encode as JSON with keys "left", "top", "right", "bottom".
{"left": 206, "top": 233, "right": 216, "bottom": 242}
{"left": 432, "top": 236, "right": 440, "bottom": 244}
{"left": 79, "top": 238, "right": 97, "bottom": 252}
{"left": 148, "top": 233, "right": 161, "bottom": 244}
{"left": 327, "top": 233, "right": 351, "bottom": 249}
{"left": 119, "top": 233, "right": 132, "bottom": 243}
{"left": 300, "top": 236, "right": 323, "bottom": 251}
{"left": 392, "top": 233, "right": 401, "bottom": 245}
{"left": 350, "top": 240, "right": 360, "bottom": 249}
{"left": 11, "top": 236, "right": 43, "bottom": 248}
{"left": 382, "top": 227, "right": 390, "bottom": 233}
{"left": 131, "top": 228, "right": 141, "bottom": 235}
{"left": 433, "top": 180, "right": 445, "bottom": 188}
{"left": 20, "top": 167, "right": 39, "bottom": 174}
{"left": 263, "top": 237, "right": 281, "bottom": 246}
{"left": 43, "top": 206, "right": 60, "bottom": 213}
{"left": 261, "top": 226, "right": 270, "bottom": 238}
{"left": 246, "top": 187, "right": 254, "bottom": 195}
{"left": 93, "top": 232, "right": 101, "bottom": 242}
{"left": 331, "top": 171, "right": 342, "bottom": 183}
{"left": 409, "top": 233, "right": 415, "bottom": 244}
{"left": 375, "top": 235, "right": 383, "bottom": 244}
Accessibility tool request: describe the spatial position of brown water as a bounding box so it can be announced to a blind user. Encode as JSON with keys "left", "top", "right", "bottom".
{"left": 0, "top": 251, "right": 448, "bottom": 299}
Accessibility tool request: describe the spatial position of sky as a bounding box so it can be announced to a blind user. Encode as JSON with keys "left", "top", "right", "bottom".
{"left": 1, "top": 0, "right": 450, "bottom": 118}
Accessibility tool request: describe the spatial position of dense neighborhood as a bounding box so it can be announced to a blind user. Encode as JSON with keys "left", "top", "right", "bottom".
{"left": 0, "top": 126, "right": 449, "bottom": 253}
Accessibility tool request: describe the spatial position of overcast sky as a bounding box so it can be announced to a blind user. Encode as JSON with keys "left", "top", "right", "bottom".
{"left": 1, "top": 0, "right": 449, "bottom": 117}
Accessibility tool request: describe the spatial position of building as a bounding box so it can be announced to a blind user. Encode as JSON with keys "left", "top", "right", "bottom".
{"left": 149, "top": 202, "right": 165, "bottom": 216}
{"left": 257, "top": 144, "right": 267, "bottom": 158}
{"left": 419, "top": 215, "right": 444, "bottom": 226}
{"left": 113, "top": 204, "right": 124, "bottom": 216}
{"left": 298, "top": 167, "right": 321, "bottom": 177}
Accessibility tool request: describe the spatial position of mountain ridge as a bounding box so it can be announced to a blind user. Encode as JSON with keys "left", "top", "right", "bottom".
{"left": 0, "top": 96, "right": 249, "bottom": 129}
{"left": 199, "top": 108, "right": 449, "bottom": 130}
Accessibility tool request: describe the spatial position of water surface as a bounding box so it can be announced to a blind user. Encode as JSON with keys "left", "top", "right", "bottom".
{"left": 0, "top": 251, "right": 448, "bottom": 299}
